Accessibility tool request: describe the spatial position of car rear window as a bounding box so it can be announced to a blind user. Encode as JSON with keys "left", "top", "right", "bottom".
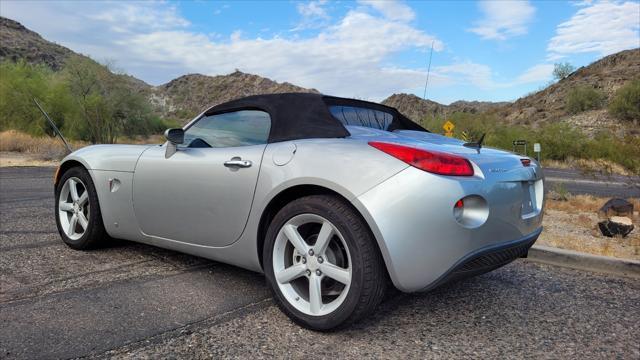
{"left": 328, "top": 105, "right": 394, "bottom": 130}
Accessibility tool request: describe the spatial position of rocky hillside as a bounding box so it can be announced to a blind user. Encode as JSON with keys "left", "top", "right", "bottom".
{"left": 382, "top": 93, "right": 507, "bottom": 122}
{"left": 381, "top": 94, "right": 448, "bottom": 120}
{"left": 151, "top": 72, "right": 316, "bottom": 121}
{"left": 498, "top": 49, "right": 639, "bottom": 125}
{"left": 450, "top": 100, "right": 509, "bottom": 114}
{"left": 383, "top": 49, "right": 639, "bottom": 135}
{"left": 0, "top": 17, "right": 72, "bottom": 70}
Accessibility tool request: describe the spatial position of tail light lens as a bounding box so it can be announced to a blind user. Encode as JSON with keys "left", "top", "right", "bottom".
{"left": 521, "top": 158, "right": 531, "bottom": 167}
{"left": 369, "top": 141, "right": 474, "bottom": 176}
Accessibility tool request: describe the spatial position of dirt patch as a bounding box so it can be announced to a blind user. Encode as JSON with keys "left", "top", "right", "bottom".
{"left": 540, "top": 195, "right": 640, "bottom": 260}
{"left": 0, "top": 152, "right": 58, "bottom": 167}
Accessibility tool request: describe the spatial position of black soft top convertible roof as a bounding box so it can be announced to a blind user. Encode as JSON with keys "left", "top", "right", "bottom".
{"left": 202, "top": 93, "right": 427, "bottom": 143}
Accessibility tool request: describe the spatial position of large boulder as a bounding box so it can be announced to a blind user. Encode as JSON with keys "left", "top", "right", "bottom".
{"left": 598, "top": 216, "right": 634, "bottom": 237}
{"left": 598, "top": 198, "right": 634, "bottom": 218}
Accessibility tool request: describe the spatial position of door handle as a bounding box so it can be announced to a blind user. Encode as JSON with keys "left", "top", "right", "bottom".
{"left": 224, "top": 159, "right": 252, "bottom": 168}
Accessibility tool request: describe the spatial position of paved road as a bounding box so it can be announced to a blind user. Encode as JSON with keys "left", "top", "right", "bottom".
{"left": 544, "top": 167, "right": 640, "bottom": 198}
{"left": 1, "top": 167, "right": 639, "bottom": 359}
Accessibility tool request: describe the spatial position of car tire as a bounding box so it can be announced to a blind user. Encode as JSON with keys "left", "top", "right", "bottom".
{"left": 263, "top": 194, "right": 387, "bottom": 331}
{"left": 55, "top": 166, "right": 108, "bottom": 250}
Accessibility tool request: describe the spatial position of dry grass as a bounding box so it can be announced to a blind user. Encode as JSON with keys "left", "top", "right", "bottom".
{"left": 542, "top": 157, "right": 633, "bottom": 176}
{"left": 0, "top": 130, "right": 86, "bottom": 160}
{"left": 541, "top": 195, "right": 640, "bottom": 260}
{"left": 0, "top": 130, "right": 163, "bottom": 165}
{"left": 546, "top": 194, "right": 640, "bottom": 214}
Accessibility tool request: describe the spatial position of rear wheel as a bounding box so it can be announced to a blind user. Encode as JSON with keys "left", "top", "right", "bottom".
{"left": 264, "top": 195, "right": 387, "bottom": 330}
{"left": 55, "top": 166, "right": 108, "bottom": 249}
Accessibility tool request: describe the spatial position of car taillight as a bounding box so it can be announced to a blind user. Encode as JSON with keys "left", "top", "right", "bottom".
{"left": 521, "top": 158, "right": 531, "bottom": 167}
{"left": 368, "top": 141, "right": 474, "bottom": 176}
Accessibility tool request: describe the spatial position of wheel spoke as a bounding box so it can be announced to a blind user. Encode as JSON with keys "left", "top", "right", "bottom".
{"left": 314, "top": 221, "right": 333, "bottom": 255}
{"left": 77, "top": 191, "right": 88, "bottom": 206}
{"left": 69, "top": 179, "right": 79, "bottom": 201}
{"left": 283, "top": 224, "right": 309, "bottom": 254}
{"left": 77, "top": 212, "right": 89, "bottom": 231}
{"left": 276, "top": 264, "right": 307, "bottom": 284}
{"left": 309, "top": 274, "right": 323, "bottom": 314}
{"left": 59, "top": 202, "right": 74, "bottom": 212}
{"left": 319, "top": 262, "right": 351, "bottom": 285}
{"left": 68, "top": 214, "right": 78, "bottom": 236}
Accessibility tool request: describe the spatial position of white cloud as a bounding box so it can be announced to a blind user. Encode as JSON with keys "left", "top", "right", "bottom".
{"left": 547, "top": 1, "right": 640, "bottom": 60}
{"left": 469, "top": 0, "right": 536, "bottom": 40}
{"left": 292, "top": 0, "right": 330, "bottom": 31}
{"left": 1, "top": 0, "right": 444, "bottom": 100}
{"left": 297, "top": 0, "right": 329, "bottom": 19}
{"left": 89, "top": 2, "right": 189, "bottom": 33}
{"left": 357, "top": 0, "right": 416, "bottom": 22}
{"left": 515, "top": 64, "right": 554, "bottom": 84}
{"left": 123, "top": 9, "right": 445, "bottom": 99}
{"left": 436, "top": 61, "right": 554, "bottom": 90}
{"left": 436, "top": 62, "right": 497, "bottom": 90}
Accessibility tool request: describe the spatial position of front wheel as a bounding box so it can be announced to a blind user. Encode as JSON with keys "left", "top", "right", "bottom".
{"left": 55, "top": 166, "right": 108, "bottom": 249}
{"left": 264, "top": 195, "right": 387, "bottom": 330}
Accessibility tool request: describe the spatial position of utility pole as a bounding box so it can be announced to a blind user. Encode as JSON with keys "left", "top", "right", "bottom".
{"left": 422, "top": 40, "right": 434, "bottom": 100}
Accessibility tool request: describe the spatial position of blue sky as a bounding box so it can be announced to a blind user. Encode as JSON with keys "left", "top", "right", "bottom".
{"left": 2, "top": 0, "right": 639, "bottom": 104}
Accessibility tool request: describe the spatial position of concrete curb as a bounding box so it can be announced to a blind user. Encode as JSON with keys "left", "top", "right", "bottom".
{"left": 526, "top": 245, "right": 640, "bottom": 279}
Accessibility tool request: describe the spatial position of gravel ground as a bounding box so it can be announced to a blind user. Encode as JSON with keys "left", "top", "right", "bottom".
{"left": 1, "top": 167, "right": 639, "bottom": 359}
{"left": 100, "top": 261, "right": 640, "bottom": 360}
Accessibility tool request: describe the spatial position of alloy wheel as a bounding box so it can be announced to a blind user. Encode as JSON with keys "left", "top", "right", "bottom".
{"left": 272, "top": 214, "right": 352, "bottom": 316}
{"left": 58, "top": 177, "right": 90, "bottom": 240}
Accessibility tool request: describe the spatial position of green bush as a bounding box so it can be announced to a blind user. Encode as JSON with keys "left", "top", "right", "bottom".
{"left": 0, "top": 58, "right": 174, "bottom": 143}
{"left": 553, "top": 62, "right": 575, "bottom": 80}
{"left": 608, "top": 78, "right": 640, "bottom": 122}
{"left": 421, "top": 112, "right": 639, "bottom": 174}
{"left": 0, "top": 60, "right": 75, "bottom": 136}
{"left": 565, "top": 86, "right": 606, "bottom": 114}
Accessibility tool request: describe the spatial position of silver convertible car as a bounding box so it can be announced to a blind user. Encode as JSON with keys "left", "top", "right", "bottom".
{"left": 54, "top": 93, "right": 544, "bottom": 330}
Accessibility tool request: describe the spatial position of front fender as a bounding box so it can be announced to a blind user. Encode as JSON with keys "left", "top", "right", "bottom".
{"left": 60, "top": 144, "right": 154, "bottom": 172}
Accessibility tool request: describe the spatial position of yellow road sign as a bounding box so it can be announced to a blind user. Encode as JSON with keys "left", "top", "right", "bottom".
{"left": 442, "top": 120, "right": 455, "bottom": 133}
{"left": 461, "top": 130, "right": 469, "bottom": 141}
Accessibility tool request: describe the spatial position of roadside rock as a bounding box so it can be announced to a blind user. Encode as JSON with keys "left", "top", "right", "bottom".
{"left": 598, "top": 198, "right": 634, "bottom": 218}
{"left": 598, "top": 216, "right": 634, "bottom": 237}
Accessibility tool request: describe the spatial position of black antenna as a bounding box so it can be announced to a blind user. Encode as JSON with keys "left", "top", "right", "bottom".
{"left": 463, "top": 133, "right": 486, "bottom": 150}
{"left": 422, "top": 40, "right": 434, "bottom": 100}
{"left": 33, "top": 98, "right": 73, "bottom": 153}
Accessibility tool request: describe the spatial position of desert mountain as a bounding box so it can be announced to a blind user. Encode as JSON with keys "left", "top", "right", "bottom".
{"left": 0, "top": 17, "right": 72, "bottom": 70}
{"left": 381, "top": 93, "right": 507, "bottom": 121}
{"left": 1, "top": 16, "right": 637, "bottom": 130}
{"left": 0, "top": 17, "right": 316, "bottom": 123}
{"left": 498, "top": 49, "right": 639, "bottom": 125}
{"left": 382, "top": 49, "right": 638, "bottom": 134}
{"left": 151, "top": 72, "right": 316, "bottom": 121}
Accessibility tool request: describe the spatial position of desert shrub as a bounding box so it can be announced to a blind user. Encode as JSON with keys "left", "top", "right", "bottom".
{"left": 553, "top": 62, "right": 575, "bottom": 80}
{"left": 608, "top": 78, "right": 640, "bottom": 122}
{"left": 421, "top": 112, "right": 639, "bottom": 174}
{"left": 565, "top": 86, "right": 606, "bottom": 114}
{"left": 0, "top": 57, "right": 176, "bottom": 143}
{"left": 0, "top": 60, "right": 76, "bottom": 136}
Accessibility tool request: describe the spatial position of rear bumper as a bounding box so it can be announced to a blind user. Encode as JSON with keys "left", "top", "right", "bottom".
{"left": 419, "top": 227, "right": 541, "bottom": 292}
{"left": 353, "top": 166, "right": 544, "bottom": 292}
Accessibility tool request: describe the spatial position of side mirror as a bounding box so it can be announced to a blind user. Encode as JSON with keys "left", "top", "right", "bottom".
{"left": 164, "top": 128, "right": 184, "bottom": 158}
{"left": 164, "top": 128, "right": 184, "bottom": 145}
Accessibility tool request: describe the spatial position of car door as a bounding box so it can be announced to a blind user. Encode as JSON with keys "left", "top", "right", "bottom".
{"left": 132, "top": 110, "right": 271, "bottom": 247}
